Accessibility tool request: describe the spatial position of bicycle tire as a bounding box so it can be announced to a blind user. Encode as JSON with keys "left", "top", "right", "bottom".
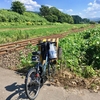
{"left": 25, "top": 68, "right": 41, "bottom": 100}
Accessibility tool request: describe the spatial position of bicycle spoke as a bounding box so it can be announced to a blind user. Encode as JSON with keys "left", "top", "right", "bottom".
{"left": 25, "top": 68, "right": 41, "bottom": 100}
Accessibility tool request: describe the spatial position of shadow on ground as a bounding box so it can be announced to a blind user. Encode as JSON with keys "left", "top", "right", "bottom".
{"left": 5, "top": 82, "right": 28, "bottom": 100}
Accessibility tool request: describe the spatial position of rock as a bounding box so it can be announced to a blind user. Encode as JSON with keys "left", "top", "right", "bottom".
{"left": 71, "top": 81, "right": 77, "bottom": 86}
{"left": 62, "top": 70, "right": 72, "bottom": 79}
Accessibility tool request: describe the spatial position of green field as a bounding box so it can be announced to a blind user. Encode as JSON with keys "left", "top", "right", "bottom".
{"left": 59, "top": 26, "right": 100, "bottom": 78}
{"left": 18, "top": 24, "right": 100, "bottom": 78}
{"left": 0, "top": 23, "right": 90, "bottom": 44}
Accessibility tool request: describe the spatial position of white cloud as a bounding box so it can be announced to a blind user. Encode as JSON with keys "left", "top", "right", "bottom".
{"left": 66, "top": 9, "right": 73, "bottom": 12}
{"left": 58, "top": 9, "right": 63, "bottom": 12}
{"left": 12, "top": 0, "right": 41, "bottom": 11}
{"left": 84, "top": 0, "right": 100, "bottom": 17}
{"left": 88, "top": 2, "right": 93, "bottom": 6}
{"left": 79, "top": 13, "right": 82, "bottom": 15}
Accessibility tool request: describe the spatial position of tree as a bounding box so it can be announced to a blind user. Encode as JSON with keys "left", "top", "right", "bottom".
{"left": 98, "top": 21, "right": 100, "bottom": 24}
{"left": 89, "top": 21, "right": 96, "bottom": 24}
{"left": 39, "top": 5, "right": 74, "bottom": 23}
{"left": 67, "top": 15, "right": 74, "bottom": 24}
{"left": 82, "top": 18, "right": 90, "bottom": 23}
{"left": 72, "top": 15, "right": 82, "bottom": 24}
{"left": 40, "top": 5, "right": 50, "bottom": 17}
{"left": 11, "top": 1, "right": 26, "bottom": 14}
{"left": 50, "top": 7, "right": 61, "bottom": 16}
{"left": 45, "top": 14, "right": 58, "bottom": 22}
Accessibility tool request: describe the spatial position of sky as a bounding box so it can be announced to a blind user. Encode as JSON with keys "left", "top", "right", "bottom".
{"left": 0, "top": 0, "right": 100, "bottom": 18}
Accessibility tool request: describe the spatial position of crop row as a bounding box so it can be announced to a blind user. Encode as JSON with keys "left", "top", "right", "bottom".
{"left": 59, "top": 27, "right": 100, "bottom": 78}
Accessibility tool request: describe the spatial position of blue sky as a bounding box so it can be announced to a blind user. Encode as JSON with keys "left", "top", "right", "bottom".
{"left": 0, "top": 0, "right": 100, "bottom": 18}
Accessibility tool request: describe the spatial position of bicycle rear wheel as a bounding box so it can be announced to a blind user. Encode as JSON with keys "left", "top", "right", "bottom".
{"left": 25, "top": 68, "right": 40, "bottom": 100}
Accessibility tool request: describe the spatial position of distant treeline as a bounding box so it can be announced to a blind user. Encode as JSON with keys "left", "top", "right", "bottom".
{"left": 39, "top": 5, "right": 74, "bottom": 24}
{"left": 72, "top": 15, "right": 90, "bottom": 24}
{"left": 39, "top": 5, "right": 91, "bottom": 24}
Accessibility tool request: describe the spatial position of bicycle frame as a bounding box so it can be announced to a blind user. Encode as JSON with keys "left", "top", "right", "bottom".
{"left": 37, "top": 51, "right": 49, "bottom": 77}
{"left": 42, "top": 54, "right": 49, "bottom": 74}
{"left": 25, "top": 41, "right": 57, "bottom": 100}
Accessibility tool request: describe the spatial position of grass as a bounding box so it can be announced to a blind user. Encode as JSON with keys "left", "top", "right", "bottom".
{"left": 0, "top": 23, "right": 90, "bottom": 44}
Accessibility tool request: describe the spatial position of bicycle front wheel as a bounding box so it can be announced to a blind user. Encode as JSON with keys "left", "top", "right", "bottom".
{"left": 25, "top": 68, "right": 40, "bottom": 100}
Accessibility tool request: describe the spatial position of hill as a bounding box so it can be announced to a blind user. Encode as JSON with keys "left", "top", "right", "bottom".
{"left": 0, "top": 9, "right": 48, "bottom": 25}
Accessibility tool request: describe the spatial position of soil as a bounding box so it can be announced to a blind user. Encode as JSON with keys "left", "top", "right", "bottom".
{"left": 53, "top": 69, "right": 100, "bottom": 93}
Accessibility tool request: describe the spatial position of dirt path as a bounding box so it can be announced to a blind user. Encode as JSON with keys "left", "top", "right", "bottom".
{"left": 0, "top": 67, "right": 100, "bottom": 100}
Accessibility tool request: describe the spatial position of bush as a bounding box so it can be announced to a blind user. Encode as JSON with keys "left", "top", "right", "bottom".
{"left": 0, "top": 9, "right": 48, "bottom": 24}
{"left": 0, "top": 14, "right": 7, "bottom": 22}
{"left": 59, "top": 28, "right": 100, "bottom": 77}
{"left": 83, "top": 66, "right": 96, "bottom": 78}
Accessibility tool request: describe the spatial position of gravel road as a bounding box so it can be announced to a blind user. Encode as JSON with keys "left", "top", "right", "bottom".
{"left": 0, "top": 67, "right": 100, "bottom": 100}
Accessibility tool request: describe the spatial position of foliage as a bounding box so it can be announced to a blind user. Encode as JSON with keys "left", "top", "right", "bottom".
{"left": 82, "top": 18, "right": 90, "bottom": 23}
{"left": 89, "top": 21, "right": 96, "bottom": 24}
{"left": 39, "top": 5, "right": 74, "bottom": 24}
{"left": 0, "top": 24, "right": 87, "bottom": 44}
{"left": 40, "top": 5, "right": 50, "bottom": 17}
{"left": 82, "top": 66, "right": 96, "bottom": 78}
{"left": 83, "top": 29, "right": 100, "bottom": 69}
{"left": 98, "top": 21, "right": 100, "bottom": 23}
{"left": 19, "top": 44, "right": 37, "bottom": 68}
{"left": 59, "top": 28, "right": 100, "bottom": 78}
{"left": 0, "top": 9, "right": 48, "bottom": 24}
{"left": 45, "top": 14, "right": 58, "bottom": 22}
{"left": 11, "top": 1, "right": 26, "bottom": 14}
{"left": 72, "top": 15, "right": 82, "bottom": 24}
{"left": 72, "top": 15, "right": 90, "bottom": 24}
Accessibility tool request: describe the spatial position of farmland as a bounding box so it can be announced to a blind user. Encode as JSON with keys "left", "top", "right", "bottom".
{"left": 16, "top": 24, "right": 100, "bottom": 90}
{"left": 0, "top": 7, "right": 100, "bottom": 91}
{"left": 0, "top": 21, "right": 100, "bottom": 91}
{"left": 59, "top": 25, "right": 100, "bottom": 78}
{"left": 0, "top": 23, "right": 90, "bottom": 44}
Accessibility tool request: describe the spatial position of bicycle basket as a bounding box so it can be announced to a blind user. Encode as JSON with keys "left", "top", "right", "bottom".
{"left": 49, "top": 43, "right": 57, "bottom": 59}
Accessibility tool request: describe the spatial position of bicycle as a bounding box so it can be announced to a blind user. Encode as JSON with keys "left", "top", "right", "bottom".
{"left": 25, "top": 41, "right": 57, "bottom": 100}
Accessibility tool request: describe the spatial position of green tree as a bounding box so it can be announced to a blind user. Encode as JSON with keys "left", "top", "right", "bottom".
{"left": 98, "top": 21, "right": 100, "bottom": 24}
{"left": 39, "top": 5, "right": 74, "bottom": 23}
{"left": 45, "top": 14, "right": 58, "bottom": 22}
{"left": 58, "top": 13, "right": 66, "bottom": 23}
{"left": 72, "top": 15, "right": 82, "bottom": 24}
{"left": 82, "top": 18, "right": 90, "bottom": 23}
{"left": 89, "top": 21, "right": 96, "bottom": 24}
{"left": 67, "top": 15, "right": 74, "bottom": 24}
{"left": 50, "top": 7, "right": 60, "bottom": 16}
{"left": 11, "top": 1, "right": 26, "bottom": 14}
{"left": 40, "top": 5, "right": 50, "bottom": 17}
